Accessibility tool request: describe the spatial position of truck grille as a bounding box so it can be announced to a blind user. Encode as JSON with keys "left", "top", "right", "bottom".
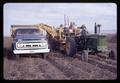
{"left": 26, "top": 45, "right": 31, "bottom": 47}
{"left": 33, "top": 45, "right": 38, "bottom": 47}
{"left": 16, "top": 40, "right": 47, "bottom": 49}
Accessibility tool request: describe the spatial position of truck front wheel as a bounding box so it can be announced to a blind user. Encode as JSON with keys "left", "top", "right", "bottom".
{"left": 12, "top": 43, "right": 20, "bottom": 59}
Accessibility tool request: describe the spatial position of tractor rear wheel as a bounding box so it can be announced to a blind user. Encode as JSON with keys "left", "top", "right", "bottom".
{"left": 66, "top": 37, "right": 76, "bottom": 57}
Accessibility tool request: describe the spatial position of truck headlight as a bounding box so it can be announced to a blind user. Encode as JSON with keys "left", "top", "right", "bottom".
{"left": 17, "top": 43, "right": 24, "bottom": 48}
{"left": 39, "top": 43, "right": 47, "bottom": 47}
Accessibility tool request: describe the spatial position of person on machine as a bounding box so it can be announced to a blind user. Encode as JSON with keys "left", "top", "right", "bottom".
{"left": 80, "top": 24, "right": 88, "bottom": 36}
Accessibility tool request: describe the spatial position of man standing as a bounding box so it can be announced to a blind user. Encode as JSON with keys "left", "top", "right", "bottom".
{"left": 80, "top": 25, "right": 89, "bottom": 49}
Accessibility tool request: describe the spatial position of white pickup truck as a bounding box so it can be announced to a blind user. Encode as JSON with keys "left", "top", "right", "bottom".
{"left": 11, "top": 25, "right": 50, "bottom": 59}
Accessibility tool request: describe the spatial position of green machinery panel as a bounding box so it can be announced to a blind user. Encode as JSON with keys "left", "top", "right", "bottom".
{"left": 86, "top": 35, "right": 107, "bottom": 52}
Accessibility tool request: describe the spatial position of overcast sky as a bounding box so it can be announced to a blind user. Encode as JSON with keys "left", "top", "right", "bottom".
{"left": 4, "top": 3, "right": 117, "bottom": 36}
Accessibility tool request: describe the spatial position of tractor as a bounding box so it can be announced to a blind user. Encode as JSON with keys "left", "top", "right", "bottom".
{"left": 60, "top": 22, "right": 116, "bottom": 61}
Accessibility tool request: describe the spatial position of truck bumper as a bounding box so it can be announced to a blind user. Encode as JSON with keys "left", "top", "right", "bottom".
{"left": 13, "top": 49, "right": 50, "bottom": 54}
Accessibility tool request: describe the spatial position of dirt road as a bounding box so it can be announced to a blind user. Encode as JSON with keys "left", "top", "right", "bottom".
{"left": 3, "top": 37, "right": 117, "bottom": 80}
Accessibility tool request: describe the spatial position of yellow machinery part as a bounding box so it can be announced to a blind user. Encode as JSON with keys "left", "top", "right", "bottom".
{"left": 35, "top": 23, "right": 58, "bottom": 38}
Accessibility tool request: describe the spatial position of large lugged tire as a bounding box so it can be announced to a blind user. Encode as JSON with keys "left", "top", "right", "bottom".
{"left": 81, "top": 50, "right": 88, "bottom": 62}
{"left": 66, "top": 37, "right": 76, "bottom": 57}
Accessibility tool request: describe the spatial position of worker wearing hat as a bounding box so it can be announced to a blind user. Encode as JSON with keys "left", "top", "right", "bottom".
{"left": 80, "top": 24, "right": 88, "bottom": 49}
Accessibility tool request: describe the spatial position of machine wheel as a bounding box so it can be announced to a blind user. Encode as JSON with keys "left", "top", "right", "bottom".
{"left": 12, "top": 43, "right": 20, "bottom": 59}
{"left": 108, "top": 50, "right": 116, "bottom": 60}
{"left": 9, "top": 51, "right": 20, "bottom": 60}
{"left": 66, "top": 37, "right": 76, "bottom": 57}
{"left": 81, "top": 50, "right": 88, "bottom": 62}
{"left": 7, "top": 50, "right": 14, "bottom": 60}
{"left": 8, "top": 43, "right": 20, "bottom": 60}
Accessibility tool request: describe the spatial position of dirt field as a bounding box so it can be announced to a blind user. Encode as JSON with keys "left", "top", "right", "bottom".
{"left": 3, "top": 35, "right": 117, "bottom": 80}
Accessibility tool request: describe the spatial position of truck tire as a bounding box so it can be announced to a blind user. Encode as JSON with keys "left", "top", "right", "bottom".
{"left": 12, "top": 51, "right": 20, "bottom": 60}
{"left": 7, "top": 43, "right": 15, "bottom": 60}
{"left": 10, "top": 43, "right": 20, "bottom": 60}
{"left": 109, "top": 50, "right": 116, "bottom": 60}
{"left": 66, "top": 37, "right": 76, "bottom": 57}
{"left": 81, "top": 50, "right": 88, "bottom": 62}
{"left": 7, "top": 50, "right": 14, "bottom": 60}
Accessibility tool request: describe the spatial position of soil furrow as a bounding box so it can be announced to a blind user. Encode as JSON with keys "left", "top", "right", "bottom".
{"left": 47, "top": 55, "right": 90, "bottom": 80}
{"left": 33, "top": 57, "right": 69, "bottom": 80}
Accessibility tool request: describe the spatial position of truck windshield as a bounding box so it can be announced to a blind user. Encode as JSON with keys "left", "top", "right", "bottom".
{"left": 16, "top": 29, "right": 44, "bottom": 36}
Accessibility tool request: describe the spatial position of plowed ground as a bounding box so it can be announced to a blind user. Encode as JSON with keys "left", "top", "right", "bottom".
{"left": 3, "top": 36, "right": 117, "bottom": 80}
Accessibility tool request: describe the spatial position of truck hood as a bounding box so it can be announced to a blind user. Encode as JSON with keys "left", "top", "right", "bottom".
{"left": 15, "top": 35, "right": 46, "bottom": 40}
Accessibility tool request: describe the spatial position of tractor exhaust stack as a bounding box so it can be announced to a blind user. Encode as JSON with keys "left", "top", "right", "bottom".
{"left": 94, "top": 22, "right": 97, "bottom": 34}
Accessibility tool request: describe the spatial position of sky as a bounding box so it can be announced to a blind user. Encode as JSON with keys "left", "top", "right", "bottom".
{"left": 4, "top": 3, "right": 117, "bottom": 36}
